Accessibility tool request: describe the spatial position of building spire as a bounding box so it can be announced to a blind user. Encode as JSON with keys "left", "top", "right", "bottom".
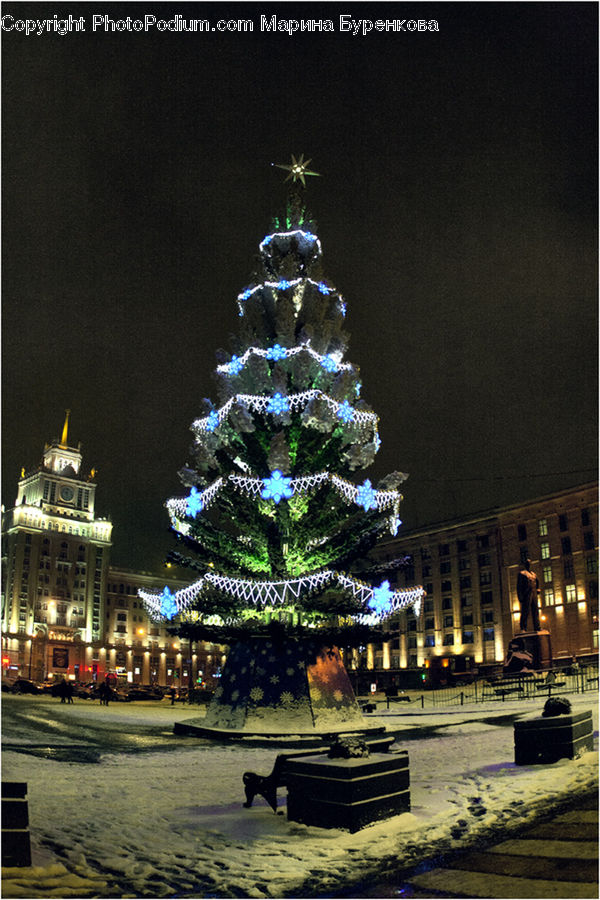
{"left": 60, "top": 409, "right": 71, "bottom": 448}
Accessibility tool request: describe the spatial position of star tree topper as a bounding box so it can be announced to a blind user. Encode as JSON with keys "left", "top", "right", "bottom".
{"left": 273, "top": 153, "right": 321, "bottom": 186}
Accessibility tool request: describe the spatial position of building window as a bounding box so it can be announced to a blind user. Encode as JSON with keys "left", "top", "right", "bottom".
{"left": 517, "top": 524, "right": 527, "bottom": 542}
{"left": 458, "top": 557, "right": 470, "bottom": 572}
{"left": 581, "top": 509, "right": 590, "bottom": 527}
{"left": 439, "top": 544, "right": 449, "bottom": 557}
{"left": 543, "top": 565, "right": 553, "bottom": 583}
{"left": 460, "top": 576, "right": 472, "bottom": 589}
{"left": 478, "top": 553, "right": 491, "bottom": 568}
{"left": 583, "top": 532, "right": 595, "bottom": 551}
{"left": 117, "top": 613, "right": 127, "bottom": 622}
{"left": 441, "top": 580, "right": 452, "bottom": 593}
{"left": 561, "top": 537, "right": 572, "bottom": 556}
{"left": 424, "top": 599, "right": 434, "bottom": 613}
{"left": 443, "top": 633, "right": 454, "bottom": 646}
{"left": 480, "top": 571, "right": 492, "bottom": 586}
{"left": 408, "top": 637, "right": 417, "bottom": 649}
{"left": 483, "top": 628, "right": 495, "bottom": 641}
{"left": 540, "top": 542, "right": 550, "bottom": 560}
{"left": 483, "top": 609, "right": 494, "bottom": 623}
{"left": 462, "top": 630, "right": 474, "bottom": 644}
{"left": 424, "top": 634, "right": 435, "bottom": 648}
{"left": 462, "top": 613, "right": 473, "bottom": 626}
{"left": 425, "top": 617, "right": 435, "bottom": 631}
{"left": 476, "top": 535, "right": 489, "bottom": 549}
{"left": 565, "top": 584, "right": 577, "bottom": 603}
{"left": 457, "top": 540, "right": 468, "bottom": 553}
{"left": 558, "top": 514, "right": 568, "bottom": 532}
{"left": 422, "top": 565, "right": 431, "bottom": 577}
{"left": 440, "top": 561, "right": 451, "bottom": 575}
{"left": 480, "top": 591, "right": 493, "bottom": 605}
{"left": 520, "top": 546, "right": 530, "bottom": 565}
{"left": 564, "top": 561, "right": 574, "bottom": 579}
{"left": 461, "top": 593, "right": 472, "bottom": 608}
{"left": 443, "top": 615, "right": 454, "bottom": 628}
{"left": 408, "top": 619, "right": 417, "bottom": 632}
{"left": 589, "top": 581, "right": 598, "bottom": 599}
{"left": 544, "top": 589, "right": 555, "bottom": 607}
{"left": 420, "top": 547, "right": 431, "bottom": 561}
{"left": 538, "top": 519, "right": 548, "bottom": 537}
{"left": 425, "top": 583, "right": 433, "bottom": 596}
{"left": 442, "top": 597, "right": 452, "bottom": 610}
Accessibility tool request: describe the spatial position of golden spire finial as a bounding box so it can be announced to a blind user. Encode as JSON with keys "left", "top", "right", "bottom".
{"left": 60, "top": 409, "right": 71, "bottom": 448}
{"left": 273, "top": 153, "right": 320, "bottom": 186}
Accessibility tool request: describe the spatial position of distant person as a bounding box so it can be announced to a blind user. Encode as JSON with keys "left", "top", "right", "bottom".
{"left": 517, "top": 558, "right": 540, "bottom": 632}
{"left": 66, "top": 682, "right": 74, "bottom": 704}
{"left": 59, "top": 679, "right": 68, "bottom": 704}
{"left": 169, "top": 687, "right": 176, "bottom": 706}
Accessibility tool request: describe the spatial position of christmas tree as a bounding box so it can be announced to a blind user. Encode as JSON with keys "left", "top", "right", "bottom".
{"left": 141, "top": 156, "right": 424, "bottom": 734}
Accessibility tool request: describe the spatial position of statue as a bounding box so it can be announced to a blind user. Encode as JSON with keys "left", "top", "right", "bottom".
{"left": 517, "top": 558, "right": 541, "bottom": 632}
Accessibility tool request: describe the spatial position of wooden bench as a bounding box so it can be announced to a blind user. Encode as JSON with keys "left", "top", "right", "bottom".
{"left": 386, "top": 695, "right": 411, "bottom": 708}
{"left": 242, "top": 735, "right": 396, "bottom": 812}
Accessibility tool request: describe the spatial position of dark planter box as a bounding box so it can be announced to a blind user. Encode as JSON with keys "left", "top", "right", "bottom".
{"left": 514, "top": 710, "right": 594, "bottom": 765}
{"left": 2, "top": 782, "right": 31, "bottom": 867}
{"left": 286, "top": 750, "right": 410, "bottom": 832}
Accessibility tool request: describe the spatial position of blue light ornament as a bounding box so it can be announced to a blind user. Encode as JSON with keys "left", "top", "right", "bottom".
{"left": 261, "top": 470, "right": 294, "bottom": 504}
{"left": 266, "top": 393, "right": 290, "bottom": 415}
{"left": 206, "top": 411, "right": 220, "bottom": 432}
{"left": 186, "top": 487, "right": 204, "bottom": 518}
{"left": 337, "top": 400, "right": 354, "bottom": 423}
{"left": 356, "top": 479, "right": 377, "bottom": 511}
{"left": 159, "top": 586, "right": 178, "bottom": 620}
{"left": 371, "top": 580, "right": 395, "bottom": 617}
{"left": 266, "top": 344, "right": 287, "bottom": 361}
{"left": 321, "top": 354, "right": 338, "bottom": 373}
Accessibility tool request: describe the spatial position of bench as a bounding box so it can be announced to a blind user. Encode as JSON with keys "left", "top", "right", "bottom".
{"left": 360, "top": 701, "right": 377, "bottom": 713}
{"left": 386, "top": 695, "right": 411, "bottom": 708}
{"left": 242, "top": 735, "right": 396, "bottom": 812}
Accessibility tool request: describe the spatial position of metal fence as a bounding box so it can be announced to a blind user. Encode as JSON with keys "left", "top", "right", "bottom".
{"left": 385, "top": 663, "right": 599, "bottom": 709}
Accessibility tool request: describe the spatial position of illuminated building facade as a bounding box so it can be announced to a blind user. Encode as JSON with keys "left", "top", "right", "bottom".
{"left": 355, "top": 482, "right": 598, "bottom": 684}
{"left": 1, "top": 416, "right": 225, "bottom": 688}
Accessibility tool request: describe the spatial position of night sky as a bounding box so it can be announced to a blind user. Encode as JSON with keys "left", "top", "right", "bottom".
{"left": 3, "top": 2, "right": 597, "bottom": 573}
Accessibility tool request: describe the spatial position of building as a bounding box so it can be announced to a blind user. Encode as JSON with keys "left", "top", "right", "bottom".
{"left": 352, "top": 482, "right": 598, "bottom": 688}
{"left": 1, "top": 415, "right": 225, "bottom": 689}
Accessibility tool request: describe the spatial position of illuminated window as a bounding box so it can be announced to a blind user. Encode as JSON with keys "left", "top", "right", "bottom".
{"left": 544, "top": 589, "right": 555, "bottom": 607}
{"left": 541, "top": 542, "right": 550, "bottom": 560}
{"left": 424, "top": 634, "right": 435, "bottom": 648}
{"left": 543, "top": 565, "right": 553, "bottom": 583}
{"left": 538, "top": 519, "right": 548, "bottom": 536}
{"left": 483, "top": 628, "right": 495, "bottom": 641}
{"left": 593, "top": 630, "right": 599, "bottom": 649}
{"left": 565, "top": 584, "right": 576, "bottom": 603}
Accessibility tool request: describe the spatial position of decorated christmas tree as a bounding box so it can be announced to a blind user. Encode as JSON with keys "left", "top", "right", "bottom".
{"left": 141, "top": 156, "right": 424, "bottom": 734}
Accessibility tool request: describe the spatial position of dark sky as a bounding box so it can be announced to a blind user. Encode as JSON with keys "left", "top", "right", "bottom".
{"left": 2, "top": 2, "right": 597, "bottom": 572}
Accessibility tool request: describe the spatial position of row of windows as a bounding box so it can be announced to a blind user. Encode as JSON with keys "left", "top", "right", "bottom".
{"left": 518, "top": 510, "right": 592, "bottom": 543}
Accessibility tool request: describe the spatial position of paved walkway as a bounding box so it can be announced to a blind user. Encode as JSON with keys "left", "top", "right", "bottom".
{"left": 345, "top": 792, "right": 599, "bottom": 898}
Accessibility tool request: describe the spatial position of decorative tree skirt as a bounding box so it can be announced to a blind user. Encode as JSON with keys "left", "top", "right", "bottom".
{"left": 198, "top": 638, "right": 381, "bottom": 737}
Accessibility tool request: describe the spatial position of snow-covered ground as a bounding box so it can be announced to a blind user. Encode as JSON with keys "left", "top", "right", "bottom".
{"left": 1, "top": 693, "right": 598, "bottom": 898}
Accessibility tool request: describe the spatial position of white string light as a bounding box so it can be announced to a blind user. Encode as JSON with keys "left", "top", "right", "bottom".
{"left": 139, "top": 569, "right": 425, "bottom": 623}
{"left": 236, "top": 276, "right": 344, "bottom": 316}
{"left": 192, "top": 390, "right": 379, "bottom": 434}
{"left": 216, "top": 342, "right": 354, "bottom": 377}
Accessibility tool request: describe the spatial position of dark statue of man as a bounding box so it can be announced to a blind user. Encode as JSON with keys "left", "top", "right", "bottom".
{"left": 517, "top": 558, "right": 541, "bottom": 632}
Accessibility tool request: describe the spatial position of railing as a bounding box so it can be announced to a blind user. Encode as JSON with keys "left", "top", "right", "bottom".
{"left": 377, "top": 663, "right": 599, "bottom": 709}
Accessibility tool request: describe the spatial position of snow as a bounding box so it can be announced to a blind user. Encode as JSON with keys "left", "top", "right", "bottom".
{"left": 1, "top": 692, "right": 598, "bottom": 898}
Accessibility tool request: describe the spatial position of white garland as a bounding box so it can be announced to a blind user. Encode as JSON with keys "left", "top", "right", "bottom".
{"left": 139, "top": 569, "right": 425, "bottom": 623}
{"left": 192, "top": 390, "right": 379, "bottom": 434}
{"left": 216, "top": 342, "right": 354, "bottom": 377}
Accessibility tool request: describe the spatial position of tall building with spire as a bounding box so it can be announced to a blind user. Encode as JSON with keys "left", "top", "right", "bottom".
{"left": 2, "top": 413, "right": 112, "bottom": 681}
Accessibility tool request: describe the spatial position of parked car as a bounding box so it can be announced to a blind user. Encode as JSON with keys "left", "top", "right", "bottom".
{"left": 127, "top": 685, "right": 164, "bottom": 701}
{"left": 37, "top": 680, "right": 58, "bottom": 694}
{"left": 10, "top": 678, "right": 40, "bottom": 694}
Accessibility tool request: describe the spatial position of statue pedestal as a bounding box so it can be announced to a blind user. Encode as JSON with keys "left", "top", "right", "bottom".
{"left": 504, "top": 630, "right": 552, "bottom": 674}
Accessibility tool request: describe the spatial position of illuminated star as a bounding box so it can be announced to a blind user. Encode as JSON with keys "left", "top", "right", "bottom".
{"left": 261, "top": 470, "right": 294, "bottom": 503}
{"left": 273, "top": 153, "right": 321, "bottom": 186}
{"left": 371, "top": 580, "right": 395, "bottom": 617}
{"left": 356, "top": 479, "right": 377, "bottom": 511}
{"left": 186, "top": 486, "right": 204, "bottom": 518}
{"left": 159, "top": 586, "right": 178, "bottom": 619}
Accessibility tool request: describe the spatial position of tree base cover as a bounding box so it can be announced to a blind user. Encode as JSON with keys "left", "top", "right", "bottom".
{"left": 203, "top": 637, "right": 367, "bottom": 733}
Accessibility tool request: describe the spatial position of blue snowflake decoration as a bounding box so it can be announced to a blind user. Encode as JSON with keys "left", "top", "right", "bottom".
{"left": 356, "top": 479, "right": 378, "bottom": 511}
{"left": 266, "top": 393, "right": 290, "bottom": 415}
{"left": 186, "top": 487, "right": 203, "bottom": 518}
{"left": 355, "top": 382, "right": 362, "bottom": 397}
{"left": 266, "top": 344, "right": 287, "bottom": 361}
{"left": 262, "top": 234, "right": 273, "bottom": 245}
{"left": 317, "top": 281, "right": 330, "bottom": 295}
{"left": 159, "top": 586, "right": 178, "bottom": 620}
{"left": 276, "top": 279, "right": 292, "bottom": 290}
{"left": 261, "top": 470, "right": 294, "bottom": 504}
{"left": 337, "top": 400, "right": 354, "bottom": 423}
{"left": 339, "top": 300, "right": 347, "bottom": 317}
{"left": 228, "top": 355, "right": 244, "bottom": 375}
{"left": 303, "top": 231, "right": 317, "bottom": 242}
{"left": 374, "top": 433, "right": 382, "bottom": 452}
{"left": 206, "top": 411, "right": 220, "bottom": 432}
{"left": 240, "top": 288, "right": 253, "bottom": 301}
{"left": 321, "top": 354, "right": 338, "bottom": 373}
{"left": 370, "top": 580, "right": 395, "bottom": 617}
